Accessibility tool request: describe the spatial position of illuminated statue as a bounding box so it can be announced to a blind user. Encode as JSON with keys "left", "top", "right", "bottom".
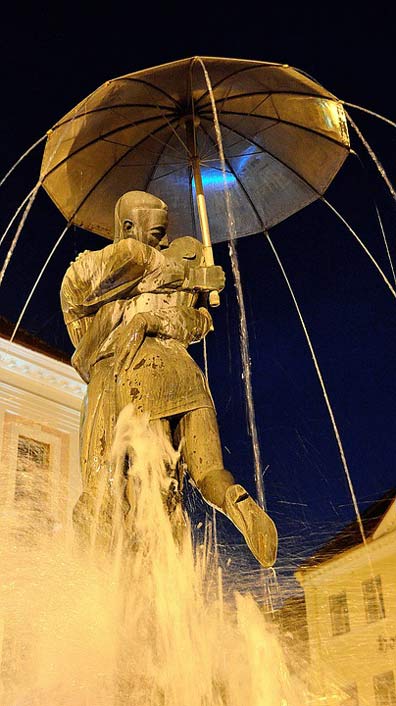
{"left": 61, "top": 190, "right": 277, "bottom": 567}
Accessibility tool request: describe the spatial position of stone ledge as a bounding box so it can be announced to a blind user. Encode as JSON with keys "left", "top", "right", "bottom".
{"left": 0, "top": 338, "right": 85, "bottom": 402}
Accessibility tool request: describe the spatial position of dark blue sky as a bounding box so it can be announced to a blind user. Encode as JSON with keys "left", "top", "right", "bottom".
{"left": 0, "top": 2, "right": 395, "bottom": 579}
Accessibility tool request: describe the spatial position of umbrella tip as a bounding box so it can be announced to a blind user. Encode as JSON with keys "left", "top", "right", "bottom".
{"left": 180, "top": 115, "right": 201, "bottom": 128}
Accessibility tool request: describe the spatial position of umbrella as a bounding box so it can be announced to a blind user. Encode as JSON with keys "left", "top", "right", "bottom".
{"left": 40, "top": 56, "right": 350, "bottom": 248}
{"left": 39, "top": 56, "right": 350, "bottom": 508}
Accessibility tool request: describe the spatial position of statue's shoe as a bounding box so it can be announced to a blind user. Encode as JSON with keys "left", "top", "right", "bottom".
{"left": 223, "top": 484, "right": 278, "bottom": 568}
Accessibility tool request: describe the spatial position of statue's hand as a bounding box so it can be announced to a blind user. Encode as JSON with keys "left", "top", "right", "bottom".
{"left": 183, "top": 265, "right": 225, "bottom": 292}
{"left": 69, "top": 250, "right": 91, "bottom": 266}
{"left": 150, "top": 306, "right": 213, "bottom": 345}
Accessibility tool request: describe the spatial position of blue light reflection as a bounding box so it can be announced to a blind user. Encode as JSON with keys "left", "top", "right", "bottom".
{"left": 195, "top": 144, "right": 259, "bottom": 191}
{"left": 198, "top": 170, "right": 237, "bottom": 189}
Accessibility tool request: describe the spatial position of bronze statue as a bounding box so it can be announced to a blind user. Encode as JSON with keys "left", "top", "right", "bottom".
{"left": 61, "top": 190, "right": 277, "bottom": 567}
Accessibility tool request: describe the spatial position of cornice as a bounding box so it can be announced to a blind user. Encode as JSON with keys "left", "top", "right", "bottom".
{"left": 0, "top": 338, "right": 86, "bottom": 403}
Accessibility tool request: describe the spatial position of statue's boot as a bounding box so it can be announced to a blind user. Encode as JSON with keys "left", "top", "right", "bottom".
{"left": 222, "top": 484, "right": 278, "bottom": 568}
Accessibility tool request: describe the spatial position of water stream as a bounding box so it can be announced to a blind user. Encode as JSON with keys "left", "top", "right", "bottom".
{"left": 345, "top": 110, "right": 396, "bottom": 202}
{"left": 1, "top": 69, "right": 396, "bottom": 706}
{"left": 194, "top": 61, "right": 393, "bottom": 650}
{"left": 0, "top": 406, "right": 308, "bottom": 705}
{"left": 0, "top": 183, "right": 41, "bottom": 287}
{"left": 195, "top": 58, "right": 266, "bottom": 511}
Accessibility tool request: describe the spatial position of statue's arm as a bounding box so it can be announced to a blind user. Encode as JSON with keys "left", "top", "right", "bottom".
{"left": 141, "top": 306, "right": 214, "bottom": 345}
{"left": 60, "top": 239, "right": 186, "bottom": 333}
{"left": 69, "top": 240, "right": 183, "bottom": 306}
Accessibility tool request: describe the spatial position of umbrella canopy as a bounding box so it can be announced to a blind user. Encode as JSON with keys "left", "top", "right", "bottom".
{"left": 41, "top": 56, "right": 350, "bottom": 243}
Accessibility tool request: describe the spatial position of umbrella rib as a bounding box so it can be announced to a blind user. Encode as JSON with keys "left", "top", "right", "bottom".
{"left": 42, "top": 115, "right": 182, "bottom": 180}
{"left": 194, "top": 62, "right": 283, "bottom": 106}
{"left": 105, "top": 126, "right": 186, "bottom": 159}
{"left": 149, "top": 164, "right": 191, "bottom": 183}
{"left": 116, "top": 161, "right": 188, "bottom": 171}
{"left": 202, "top": 110, "right": 349, "bottom": 150}
{"left": 113, "top": 76, "right": 184, "bottom": 111}
{"left": 213, "top": 117, "right": 329, "bottom": 199}
{"left": 198, "top": 122, "right": 264, "bottom": 229}
{"left": 197, "top": 88, "right": 337, "bottom": 110}
{"left": 52, "top": 103, "right": 176, "bottom": 130}
{"left": 195, "top": 63, "right": 332, "bottom": 106}
{"left": 59, "top": 120, "right": 182, "bottom": 224}
{"left": 143, "top": 129, "right": 179, "bottom": 190}
{"left": 114, "top": 78, "right": 190, "bottom": 154}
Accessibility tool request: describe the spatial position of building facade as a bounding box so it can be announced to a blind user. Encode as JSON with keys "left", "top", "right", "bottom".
{"left": 296, "top": 491, "right": 396, "bottom": 706}
{"left": 0, "top": 334, "right": 86, "bottom": 699}
{"left": 0, "top": 335, "right": 85, "bottom": 535}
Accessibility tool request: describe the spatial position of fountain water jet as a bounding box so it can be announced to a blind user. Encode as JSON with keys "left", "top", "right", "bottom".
{"left": 195, "top": 57, "right": 266, "bottom": 510}
{"left": 1, "top": 58, "right": 395, "bottom": 706}
{"left": 0, "top": 404, "right": 308, "bottom": 706}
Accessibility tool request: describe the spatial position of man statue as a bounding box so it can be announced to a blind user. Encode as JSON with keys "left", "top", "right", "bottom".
{"left": 61, "top": 190, "right": 277, "bottom": 568}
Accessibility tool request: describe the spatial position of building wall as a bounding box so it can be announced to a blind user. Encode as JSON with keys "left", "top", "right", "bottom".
{"left": 296, "top": 514, "right": 396, "bottom": 705}
{"left": 0, "top": 337, "right": 85, "bottom": 531}
{"left": 0, "top": 337, "right": 86, "bottom": 674}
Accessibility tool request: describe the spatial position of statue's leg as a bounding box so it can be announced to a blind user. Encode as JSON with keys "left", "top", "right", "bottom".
{"left": 175, "top": 408, "right": 278, "bottom": 568}
{"left": 174, "top": 407, "right": 234, "bottom": 509}
{"left": 73, "top": 360, "right": 117, "bottom": 551}
{"left": 145, "top": 417, "right": 185, "bottom": 526}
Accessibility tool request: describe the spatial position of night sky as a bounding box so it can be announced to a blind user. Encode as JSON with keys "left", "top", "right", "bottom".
{"left": 0, "top": 3, "right": 395, "bottom": 583}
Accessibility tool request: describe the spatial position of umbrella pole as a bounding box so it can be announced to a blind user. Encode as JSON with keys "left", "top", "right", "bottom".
{"left": 185, "top": 118, "right": 220, "bottom": 308}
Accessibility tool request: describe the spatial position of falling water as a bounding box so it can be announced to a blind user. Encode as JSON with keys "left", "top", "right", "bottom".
{"left": 0, "top": 182, "right": 42, "bottom": 287}
{"left": 342, "top": 105, "right": 396, "bottom": 283}
{"left": 343, "top": 101, "right": 396, "bottom": 130}
{"left": 0, "top": 405, "right": 308, "bottom": 705}
{"left": 322, "top": 197, "right": 396, "bottom": 300}
{"left": 345, "top": 110, "right": 396, "bottom": 202}
{"left": 265, "top": 234, "right": 367, "bottom": 547}
{"left": 10, "top": 223, "right": 70, "bottom": 342}
{"left": 1, "top": 77, "right": 395, "bottom": 706}
{"left": 0, "top": 186, "right": 39, "bottom": 250}
{"left": 0, "top": 99, "right": 89, "bottom": 332}
{"left": 195, "top": 58, "right": 266, "bottom": 510}
{"left": 187, "top": 69, "right": 396, "bottom": 520}
{"left": 372, "top": 200, "right": 396, "bottom": 286}
{"left": 265, "top": 233, "right": 395, "bottom": 653}
{"left": 0, "top": 134, "right": 46, "bottom": 189}
{"left": 202, "top": 336, "right": 221, "bottom": 569}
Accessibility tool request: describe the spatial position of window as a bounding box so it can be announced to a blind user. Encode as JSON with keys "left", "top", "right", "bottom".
{"left": 329, "top": 592, "right": 350, "bottom": 636}
{"left": 362, "top": 575, "right": 385, "bottom": 623}
{"left": 15, "top": 435, "right": 50, "bottom": 506}
{"left": 374, "top": 671, "right": 396, "bottom": 706}
{"left": 340, "top": 682, "right": 359, "bottom": 706}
